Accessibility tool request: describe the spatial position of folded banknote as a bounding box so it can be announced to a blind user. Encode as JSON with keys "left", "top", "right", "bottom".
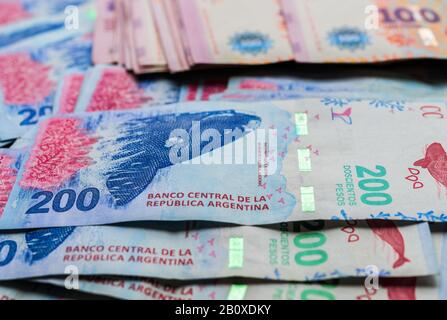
{"left": 89, "top": 0, "right": 447, "bottom": 73}
{"left": 36, "top": 223, "right": 447, "bottom": 300}
{"left": 74, "top": 65, "right": 180, "bottom": 112}
{"left": 0, "top": 281, "right": 105, "bottom": 300}
{"left": 0, "top": 0, "right": 94, "bottom": 48}
{"left": 2, "top": 150, "right": 437, "bottom": 285}
{"left": 53, "top": 71, "right": 86, "bottom": 114}
{"left": 1, "top": 99, "right": 447, "bottom": 228}
{"left": 179, "top": 71, "right": 447, "bottom": 102}
{"left": 38, "top": 276, "right": 439, "bottom": 300}
{"left": 0, "top": 220, "right": 437, "bottom": 281}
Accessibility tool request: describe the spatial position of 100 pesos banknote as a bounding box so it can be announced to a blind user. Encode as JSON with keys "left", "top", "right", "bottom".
{"left": 1, "top": 99, "right": 447, "bottom": 228}
{"left": 33, "top": 223, "right": 447, "bottom": 300}
{"left": 0, "top": 220, "right": 438, "bottom": 281}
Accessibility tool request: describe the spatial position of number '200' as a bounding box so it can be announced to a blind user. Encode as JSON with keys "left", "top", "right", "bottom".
{"left": 355, "top": 166, "right": 392, "bottom": 206}
{"left": 26, "top": 188, "right": 100, "bottom": 214}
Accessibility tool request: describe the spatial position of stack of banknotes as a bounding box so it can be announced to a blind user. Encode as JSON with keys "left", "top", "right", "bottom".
{"left": 92, "top": 0, "right": 447, "bottom": 73}
{"left": 1, "top": 0, "right": 447, "bottom": 301}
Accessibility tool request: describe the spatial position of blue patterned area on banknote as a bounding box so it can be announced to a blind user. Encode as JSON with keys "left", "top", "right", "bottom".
{"left": 0, "top": 0, "right": 94, "bottom": 48}
{"left": 222, "top": 76, "right": 447, "bottom": 101}
{"left": 0, "top": 29, "right": 92, "bottom": 140}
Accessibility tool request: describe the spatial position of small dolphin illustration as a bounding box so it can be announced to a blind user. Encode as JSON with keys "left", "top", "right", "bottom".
{"left": 366, "top": 220, "right": 410, "bottom": 269}
{"left": 414, "top": 142, "right": 447, "bottom": 189}
{"left": 381, "top": 277, "right": 417, "bottom": 300}
{"left": 25, "top": 227, "right": 75, "bottom": 264}
{"left": 330, "top": 107, "right": 352, "bottom": 125}
{"left": 104, "top": 110, "right": 261, "bottom": 206}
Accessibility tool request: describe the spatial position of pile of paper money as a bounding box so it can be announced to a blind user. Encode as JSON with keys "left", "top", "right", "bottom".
{"left": 1, "top": 0, "right": 447, "bottom": 301}
{"left": 92, "top": 0, "right": 447, "bottom": 73}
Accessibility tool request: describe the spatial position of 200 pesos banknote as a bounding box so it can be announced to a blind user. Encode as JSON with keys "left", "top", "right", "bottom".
{"left": 176, "top": 0, "right": 293, "bottom": 65}
{"left": 0, "top": 220, "right": 438, "bottom": 281}
{"left": 225, "top": 76, "right": 447, "bottom": 100}
{"left": 0, "top": 149, "right": 23, "bottom": 218}
{"left": 0, "top": 282, "right": 63, "bottom": 300}
{"left": 1, "top": 99, "right": 447, "bottom": 228}
{"left": 39, "top": 276, "right": 439, "bottom": 300}
{"left": 53, "top": 71, "right": 86, "bottom": 114}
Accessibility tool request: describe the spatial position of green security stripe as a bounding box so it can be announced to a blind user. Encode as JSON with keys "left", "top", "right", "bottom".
{"left": 300, "top": 186, "right": 315, "bottom": 212}
{"left": 228, "top": 237, "right": 244, "bottom": 268}
{"left": 294, "top": 113, "right": 308, "bottom": 136}
{"left": 297, "top": 148, "right": 312, "bottom": 172}
{"left": 87, "top": 9, "right": 97, "bottom": 20}
{"left": 227, "top": 284, "right": 248, "bottom": 300}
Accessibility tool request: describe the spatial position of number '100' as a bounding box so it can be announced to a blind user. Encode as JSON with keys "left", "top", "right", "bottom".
{"left": 26, "top": 188, "right": 100, "bottom": 214}
{"left": 294, "top": 221, "right": 328, "bottom": 266}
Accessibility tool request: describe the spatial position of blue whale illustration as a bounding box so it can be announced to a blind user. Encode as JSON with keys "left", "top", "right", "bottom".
{"left": 25, "top": 227, "right": 75, "bottom": 264}
{"left": 104, "top": 110, "right": 261, "bottom": 206}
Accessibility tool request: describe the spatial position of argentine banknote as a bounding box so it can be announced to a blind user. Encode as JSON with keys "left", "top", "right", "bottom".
{"left": 127, "top": 0, "right": 168, "bottom": 73}
{"left": 1, "top": 99, "right": 447, "bottom": 228}
{"left": 74, "top": 65, "right": 180, "bottom": 113}
{"left": 0, "top": 140, "right": 15, "bottom": 148}
{"left": 175, "top": 0, "right": 293, "bottom": 65}
{"left": 224, "top": 76, "right": 447, "bottom": 100}
{"left": 0, "top": 282, "right": 62, "bottom": 300}
{"left": 0, "top": 220, "right": 437, "bottom": 281}
{"left": 282, "top": 0, "right": 447, "bottom": 63}
{"left": 38, "top": 224, "right": 447, "bottom": 300}
{"left": 2, "top": 148, "right": 436, "bottom": 283}
{"left": 0, "top": 29, "right": 93, "bottom": 141}
{"left": 0, "top": 149, "right": 23, "bottom": 218}
{"left": 39, "top": 275, "right": 439, "bottom": 300}
{"left": 0, "top": 0, "right": 94, "bottom": 48}
{"left": 53, "top": 71, "right": 86, "bottom": 114}
{"left": 101, "top": 0, "right": 168, "bottom": 73}
{"left": 150, "top": 0, "right": 190, "bottom": 72}
{"left": 92, "top": 0, "right": 118, "bottom": 64}
{"left": 0, "top": 281, "right": 100, "bottom": 300}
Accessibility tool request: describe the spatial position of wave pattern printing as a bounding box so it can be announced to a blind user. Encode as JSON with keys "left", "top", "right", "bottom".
{"left": 0, "top": 2, "right": 32, "bottom": 25}
{"left": 0, "top": 53, "right": 55, "bottom": 105}
{"left": 25, "top": 227, "right": 76, "bottom": 264}
{"left": 86, "top": 69, "right": 151, "bottom": 111}
{"left": 102, "top": 110, "right": 261, "bottom": 206}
